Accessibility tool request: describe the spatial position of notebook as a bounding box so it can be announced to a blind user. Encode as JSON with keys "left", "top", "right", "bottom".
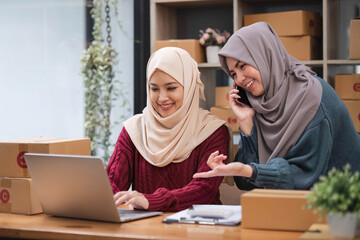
{"left": 24, "top": 153, "right": 162, "bottom": 223}
{"left": 163, "top": 205, "right": 242, "bottom": 226}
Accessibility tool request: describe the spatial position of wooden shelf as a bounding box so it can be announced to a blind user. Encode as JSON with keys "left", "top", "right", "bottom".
{"left": 151, "top": 0, "right": 232, "bottom": 8}
{"left": 198, "top": 60, "right": 326, "bottom": 69}
{"left": 327, "top": 60, "right": 360, "bottom": 65}
{"left": 198, "top": 63, "right": 221, "bottom": 68}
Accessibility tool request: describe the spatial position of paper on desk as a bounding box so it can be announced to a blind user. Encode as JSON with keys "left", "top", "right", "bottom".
{"left": 162, "top": 205, "right": 242, "bottom": 226}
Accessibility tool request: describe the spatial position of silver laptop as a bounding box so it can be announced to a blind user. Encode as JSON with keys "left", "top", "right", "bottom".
{"left": 24, "top": 153, "right": 162, "bottom": 223}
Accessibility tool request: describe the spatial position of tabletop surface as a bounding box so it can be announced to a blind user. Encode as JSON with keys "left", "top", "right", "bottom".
{"left": 0, "top": 212, "right": 305, "bottom": 240}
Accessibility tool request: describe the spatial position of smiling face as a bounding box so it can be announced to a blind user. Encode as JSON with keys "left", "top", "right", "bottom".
{"left": 226, "top": 57, "right": 264, "bottom": 96}
{"left": 149, "top": 70, "right": 184, "bottom": 118}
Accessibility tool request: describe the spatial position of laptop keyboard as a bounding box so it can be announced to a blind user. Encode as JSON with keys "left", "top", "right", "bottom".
{"left": 117, "top": 208, "right": 161, "bottom": 221}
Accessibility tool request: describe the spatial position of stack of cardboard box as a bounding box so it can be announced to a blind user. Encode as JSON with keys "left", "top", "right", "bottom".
{"left": 335, "top": 74, "right": 360, "bottom": 133}
{"left": 0, "top": 137, "right": 91, "bottom": 215}
{"left": 244, "top": 10, "right": 322, "bottom": 61}
{"left": 210, "top": 86, "right": 239, "bottom": 133}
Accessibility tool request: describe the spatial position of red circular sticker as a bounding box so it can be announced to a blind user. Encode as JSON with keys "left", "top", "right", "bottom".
{"left": 353, "top": 83, "right": 360, "bottom": 92}
{"left": 0, "top": 189, "right": 10, "bottom": 203}
{"left": 17, "top": 151, "right": 28, "bottom": 169}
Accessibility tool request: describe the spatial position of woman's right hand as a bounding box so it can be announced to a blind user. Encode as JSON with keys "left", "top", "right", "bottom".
{"left": 229, "top": 83, "right": 255, "bottom": 134}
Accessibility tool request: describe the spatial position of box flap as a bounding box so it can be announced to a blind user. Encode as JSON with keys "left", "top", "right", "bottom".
{"left": 244, "top": 189, "right": 311, "bottom": 198}
{"left": 2, "top": 137, "right": 90, "bottom": 144}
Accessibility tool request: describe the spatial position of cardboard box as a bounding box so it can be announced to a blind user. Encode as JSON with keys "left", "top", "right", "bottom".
{"left": 0, "top": 177, "right": 42, "bottom": 215}
{"left": 335, "top": 74, "right": 360, "bottom": 100}
{"left": 343, "top": 100, "right": 360, "bottom": 132}
{"left": 244, "top": 10, "right": 322, "bottom": 37}
{"left": 0, "top": 137, "right": 91, "bottom": 178}
{"left": 350, "top": 19, "right": 360, "bottom": 59}
{"left": 154, "top": 39, "right": 205, "bottom": 63}
{"left": 210, "top": 107, "right": 238, "bottom": 132}
{"left": 233, "top": 144, "right": 238, "bottom": 158}
{"left": 241, "top": 189, "right": 324, "bottom": 231}
{"left": 215, "top": 86, "right": 232, "bottom": 108}
{"left": 280, "top": 36, "right": 319, "bottom": 60}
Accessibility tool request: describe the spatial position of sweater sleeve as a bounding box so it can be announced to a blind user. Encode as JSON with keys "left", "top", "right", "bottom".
{"left": 233, "top": 125, "right": 261, "bottom": 190}
{"left": 143, "top": 125, "right": 229, "bottom": 212}
{"left": 106, "top": 128, "right": 135, "bottom": 193}
{"left": 235, "top": 108, "right": 332, "bottom": 190}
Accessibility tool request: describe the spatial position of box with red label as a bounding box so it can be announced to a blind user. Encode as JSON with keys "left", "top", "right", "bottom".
{"left": 280, "top": 36, "right": 320, "bottom": 60}
{"left": 350, "top": 19, "right": 360, "bottom": 60}
{"left": 0, "top": 177, "right": 42, "bottom": 215}
{"left": 215, "top": 86, "right": 232, "bottom": 108}
{"left": 244, "top": 10, "right": 322, "bottom": 37}
{"left": 241, "top": 189, "right": 325, "bottom": 231}
{"left": 154, "top": 39, "right": 205, "bottom": 63}
{"left": 343, "top": 100, "right": 360, "bottom": 132}
{"left": 0, "top": 137, "right": 91, "bottom": 178}
{"left": 335, "top": 74, "right": 360, "bottom": 100}
{"left": 210, "top": 107, "right": 238, "bottom": 132}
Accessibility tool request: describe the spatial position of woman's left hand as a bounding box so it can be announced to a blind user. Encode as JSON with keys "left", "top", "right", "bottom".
{"left": 114, "top": 190, "right": 149, "bottom": 210}
{"left": 193, "top": 151, "right": 253, "bottom": 178}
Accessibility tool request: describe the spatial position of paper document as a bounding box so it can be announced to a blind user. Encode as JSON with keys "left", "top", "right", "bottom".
{"left": 163, "top": 205, "right": 242, "bottom": 226}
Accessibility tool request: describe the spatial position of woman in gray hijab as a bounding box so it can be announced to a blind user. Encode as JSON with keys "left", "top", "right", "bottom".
{"left": 194, "top": 22, "right": 360, "bottom": 190}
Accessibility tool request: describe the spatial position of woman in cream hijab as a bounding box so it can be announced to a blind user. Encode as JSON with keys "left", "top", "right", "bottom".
{"left": 194, "top": 22, "right": 360, "bottom": 190}
{"left": 106, "top": 47, "right": 232, "bottom": 211}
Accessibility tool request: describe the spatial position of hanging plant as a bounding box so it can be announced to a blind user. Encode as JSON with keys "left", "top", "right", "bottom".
{"left": 80, "top": 0, "right": 129, "bottom": 164}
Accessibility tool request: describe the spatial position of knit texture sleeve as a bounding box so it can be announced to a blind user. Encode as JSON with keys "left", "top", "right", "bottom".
{"left": 234, "top": 125, "right": 261, "bottom": 190}
{"left": 251, "top": 114, "right": 332, "bottom": 190}
{"left": 106, "top": 127, "right": 135, "bottom": 193}
{"left": 143, "top": 125, "right": 229, "bottom": 212}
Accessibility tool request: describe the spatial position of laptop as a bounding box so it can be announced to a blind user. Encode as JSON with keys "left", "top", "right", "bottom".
{"left": 24, "top": 153, "right": 162, "bottom": 223}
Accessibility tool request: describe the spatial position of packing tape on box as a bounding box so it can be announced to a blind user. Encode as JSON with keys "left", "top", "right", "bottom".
{"left": 0, "top": 178, "right": 11, "bottom": 188}
{"left": 0, "top": 178, "right": 12, "bottom": 213}
{"left": 18, "top": 144, "right": 29, "bottom": 177}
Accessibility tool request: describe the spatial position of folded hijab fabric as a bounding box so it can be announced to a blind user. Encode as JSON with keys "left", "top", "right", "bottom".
{"left": 124, "top": 47, "right": 233, "bottom": 167}
{"left": 218, "top": 22, "right": 322, "bottom": 164}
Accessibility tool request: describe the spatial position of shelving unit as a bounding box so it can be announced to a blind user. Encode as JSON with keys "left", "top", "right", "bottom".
{"left": 150, "top": 0, "right": 360, "bottom": 203}
{"left": 150, "top": 0, "right": 360, "bottom": 88}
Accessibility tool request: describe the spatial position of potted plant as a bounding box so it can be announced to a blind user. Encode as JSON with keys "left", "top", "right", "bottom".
{"left": 199, "top": 28, "right": 230, "bottom": 63}
{"left": 306, "top": 164, "right": 360, "bottom": 239}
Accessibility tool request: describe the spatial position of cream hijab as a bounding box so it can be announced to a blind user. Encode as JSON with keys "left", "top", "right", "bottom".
{"left": 123, "top": 47, "right": 232, "bottom": 167}
{"left": 219, "top": 22, "right": 322, "bottom": 164}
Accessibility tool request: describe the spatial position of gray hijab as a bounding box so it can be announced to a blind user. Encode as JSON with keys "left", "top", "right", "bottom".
{"left": 219, "top": 22, "right": 322, "bottom": 164}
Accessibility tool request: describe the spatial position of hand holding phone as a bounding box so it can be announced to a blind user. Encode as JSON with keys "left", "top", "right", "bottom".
{"left": 235, "top": 85, "right": 252, "bottom": 107}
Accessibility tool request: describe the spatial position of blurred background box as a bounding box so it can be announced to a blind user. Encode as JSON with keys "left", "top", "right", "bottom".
{"left": 154, "top": 39, "right": 205, "bottom": 63}
{"left": 280, "top": 36, "right": 319, "bottom": 60}
{"left": 210, "top": 107, "right": 238, "bottom": 132}
{"left": 350, "top": 19, "right": 360, "bottom": 59}
{"left": 0, "top": 137, "right": 91, "bottom": 178}
{"left": 244, "top": 10, "right": 321, "bottom": 37}
{"left": 335, "top": 74, "right": 360, "bottom": 100}
{"left": 0, "top": 177, "right": 42, "bottom": 215}
{"left": 342, "top": 100, "right": 360, "bottom": 132}
{"left": 215, "top": 86, "right": 232, "bottom": 108}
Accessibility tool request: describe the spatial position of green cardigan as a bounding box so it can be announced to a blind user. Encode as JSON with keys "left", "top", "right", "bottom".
{"left": 234, "top": 77, "right": 360, "bottom": 190}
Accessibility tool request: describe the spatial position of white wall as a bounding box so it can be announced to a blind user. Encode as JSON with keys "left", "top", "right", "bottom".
{"left": 0, "top": 0, "right": 134, "bottom": 148}
{"left": 107, "top": 0, "right": 134, "bottom": 149}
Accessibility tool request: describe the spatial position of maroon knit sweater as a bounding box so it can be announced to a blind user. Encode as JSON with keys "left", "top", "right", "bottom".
{"left": 106, "top": 125, "right": 229, "bottom": 212}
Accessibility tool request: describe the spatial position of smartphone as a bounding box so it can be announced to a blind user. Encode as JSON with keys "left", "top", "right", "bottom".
{"left": 235, "top": 85, "right": 252, "bottom": 107}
